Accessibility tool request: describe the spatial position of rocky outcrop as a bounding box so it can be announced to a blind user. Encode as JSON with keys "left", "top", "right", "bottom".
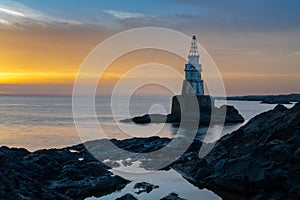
{"left": 220, "top": 93, "right": 300, "bottom": 104}
{"left": 120, "top": 105, "right": 244, "bottom": 125}
{"left": 134, "top": 182, "right": 159, "bottom": 194}
{"left": 0, "top": 146, "right": 129, "bottom": 200}
{"left": 121, "top": 94, "right": 244, "bottom": 125}
{"left": 216, "top": 105, "right": 245, "bottom": 124}
{"left": 116, "top": 193, "right": 137, "bottom": 200}
{"left": 260, "top": 99, "right": 291, "bottom": 104}
{"left": 171, "top": 102, "right": 300, "bottom": 199}
{"left": 160, "top": 193, "right": 186, "bottom": 200}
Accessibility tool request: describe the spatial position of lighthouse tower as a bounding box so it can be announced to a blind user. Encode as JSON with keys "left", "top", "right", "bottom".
{"left": 171, "top": 35, "right": 214, "bottom": 115}
{"left": 181, "top": 35, "right": 204, "bottom": 96}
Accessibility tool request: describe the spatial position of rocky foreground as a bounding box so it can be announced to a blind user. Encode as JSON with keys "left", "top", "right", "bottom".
{"left": 0, "top": 146, "right": 129, "bottom": 199}
{"left": 0, "top": 103, "right": 299, "bottom": 199}
{"left": 171, "top": 102, "right": 300, "bottom": 199}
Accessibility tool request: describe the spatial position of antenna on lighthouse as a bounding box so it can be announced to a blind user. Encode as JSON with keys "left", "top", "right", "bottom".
{"left": 189, "top": 35, "right": 199, "bottom": 57}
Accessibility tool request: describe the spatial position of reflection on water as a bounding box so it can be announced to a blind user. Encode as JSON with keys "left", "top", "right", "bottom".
{"left": 0, "top": 95, "right": 294, "bottom": 151}
{"left": 86, "top": 161, "right": 221, "bottom": 200}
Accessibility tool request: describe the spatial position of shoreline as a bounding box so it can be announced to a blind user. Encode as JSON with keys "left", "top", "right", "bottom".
{"left": 1, "top": 102, "right": 299, "bottom": 199}
{"left": 215, "top": 93, "right": 300, "bottom": 104}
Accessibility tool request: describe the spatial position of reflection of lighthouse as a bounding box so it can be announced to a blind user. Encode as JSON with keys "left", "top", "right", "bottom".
{"left": 181, "top": 35, "right": 204, "bottom": 96}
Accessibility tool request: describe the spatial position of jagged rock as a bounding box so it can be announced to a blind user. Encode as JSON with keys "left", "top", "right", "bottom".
{"left": 0, "top": 145, "right": 129, "bottom": 200}
{"left": 160, "top": 192, "right": 186, "bottom": 200}
{"left": 172, "top": 103, "right": 300, "bottom": 199}
{"left": 133, "top": 182, "right": 159, "bottom": 194}
{"left": 116, "top": 193, "right": 137, "bottom": 200}
{"left": 218, "top": 105, "right": 245, "bottom": 123}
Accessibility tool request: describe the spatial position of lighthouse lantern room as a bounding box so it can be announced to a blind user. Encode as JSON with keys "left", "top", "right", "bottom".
{"left": 181, "top": 35, "right": 204, "bottom": 96}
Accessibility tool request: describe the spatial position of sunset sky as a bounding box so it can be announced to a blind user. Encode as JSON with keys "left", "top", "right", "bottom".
{"left": 0, "top": 0, "right": 299, "bottom": 96}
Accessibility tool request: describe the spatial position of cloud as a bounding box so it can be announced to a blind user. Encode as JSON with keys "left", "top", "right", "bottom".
{"left": 0, "top": 0, "right": 83, "bottom": 29}
{"left": 293, "top": 51, "right": 300, "bottom": 56}
{"left": 103, "top": 10, "right": 146, "bottom": 20}
{"left": 0, "top": 17, "right": 10, "bottom": 24}
{"left": 171, "top": 0, "right": 300, "bottom": 31}
{"left": 0, "top": 6, "right": 25, "bottom": 17}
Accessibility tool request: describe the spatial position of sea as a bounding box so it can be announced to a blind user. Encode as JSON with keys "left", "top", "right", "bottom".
{"left": 0, "top": 95, "right": 295, "bottom": 200}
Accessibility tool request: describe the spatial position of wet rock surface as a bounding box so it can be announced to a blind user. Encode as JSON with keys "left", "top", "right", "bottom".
{"left": 133, "top": 182, "right": 159, "bottom": 194}
{"left": 116, "top": 193, "right": 138, "bottom": 200}
{"left": 0, "top": 145, "right": 129, "bottom": 200}
{"left": 160, "top": 192, "right": 186, "bottom": 200}
{"left": 171, "top": 103, "right": 300, "bottom": 199}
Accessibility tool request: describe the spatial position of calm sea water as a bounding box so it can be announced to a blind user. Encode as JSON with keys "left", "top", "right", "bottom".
{"left": 0, "top": 95, "right": 293, "bottom": 151}
{"left": 0, "top": 95, "right": 294, "bottom": 199}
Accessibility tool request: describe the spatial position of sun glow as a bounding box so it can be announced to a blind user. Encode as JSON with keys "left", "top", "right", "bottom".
{"left": 0, "top": 72, "right": 76, "bottom": 84}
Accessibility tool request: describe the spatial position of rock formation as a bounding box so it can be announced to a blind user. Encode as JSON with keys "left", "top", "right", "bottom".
{"left": 220, "top": 93, "right": 300, "bottom": 104}
{"left": 160, "top": 193, "right": 186, "bottom": 200}
{"left": 134, "top": 182, "right": 159, "bottom": 194}
{"left": 116, "top": 193, "right": 138, "bottom": 200}
{"left": 171, "top": 102, "right": 300, "bottom": 199}
{"left": 0, "top": 146, "right": 129, "bottom": 199}
{"left": 121, "top": 95, "right": 244, "bottom": 125}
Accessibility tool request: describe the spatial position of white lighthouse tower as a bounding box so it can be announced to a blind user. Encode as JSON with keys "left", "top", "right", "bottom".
{"left": 181, "top": 35, "right": 204, "bottom": 96}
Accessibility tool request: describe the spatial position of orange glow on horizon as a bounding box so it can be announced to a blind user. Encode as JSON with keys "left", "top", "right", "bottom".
{"left": 0, "top": 26, "right": 299, "bottom": 96}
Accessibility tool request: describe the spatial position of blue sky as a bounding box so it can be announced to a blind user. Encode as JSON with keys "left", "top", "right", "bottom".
{"left": 1, "top": 0, "right": 299, "bottom": 31}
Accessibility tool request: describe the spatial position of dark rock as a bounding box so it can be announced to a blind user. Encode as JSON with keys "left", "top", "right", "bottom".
{"left": 133, "top": 182, "right": 159, "bottom": 194}
{"left": 116, "top": 193, "right": 138, "bottom": 200}
{"left": 111, "top": 136, "right": 170, "bottom": 153}
{"left": 260, "top": 99, "right": 291, "bottom": 104}
{"left": 220, "top": 105, "right": 244, "bottom": 123}
{"left": 121, "top": 95, "right": 244, "bottom": 126}
{"left": 171, "top": 102, "right": 300, "bottom": 199}
{"left": 222, "top": 93, "right": 300, "bottom": 104}
{"left": 160, "top": 192, "right": 186, "bottom": 200}
{"left": 83, "top": 136, "right": 176, "bottom": 171}
{"left": 120, "top": 114, "right": 167, "bottom": 124}
{"left": 0, "top": 145, "right": 130, "bottom": 200}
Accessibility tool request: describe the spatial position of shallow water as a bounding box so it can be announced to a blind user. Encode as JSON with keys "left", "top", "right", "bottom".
{"left": 87, "top": 163, "right": 221, "bottom": 200}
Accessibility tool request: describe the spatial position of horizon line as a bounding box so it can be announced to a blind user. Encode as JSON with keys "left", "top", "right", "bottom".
{"left": 0, "top": 93, "right": 299, "bottom": 98}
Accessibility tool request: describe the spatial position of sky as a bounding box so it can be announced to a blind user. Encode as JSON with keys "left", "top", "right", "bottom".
{"left": 0, "top": 0, "right": 300, "bottom": 96}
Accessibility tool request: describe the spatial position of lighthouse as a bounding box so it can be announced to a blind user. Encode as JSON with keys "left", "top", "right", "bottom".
{"left": 171, "top": 35, "right": 213, "bottom": 115}
{"left": 181, "top": 35, "right": 204, "bottom": 96}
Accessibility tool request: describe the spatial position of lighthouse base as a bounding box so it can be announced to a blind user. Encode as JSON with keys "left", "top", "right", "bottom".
{"left": 171, "top": 95, "right": 214, "bottom": 115}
